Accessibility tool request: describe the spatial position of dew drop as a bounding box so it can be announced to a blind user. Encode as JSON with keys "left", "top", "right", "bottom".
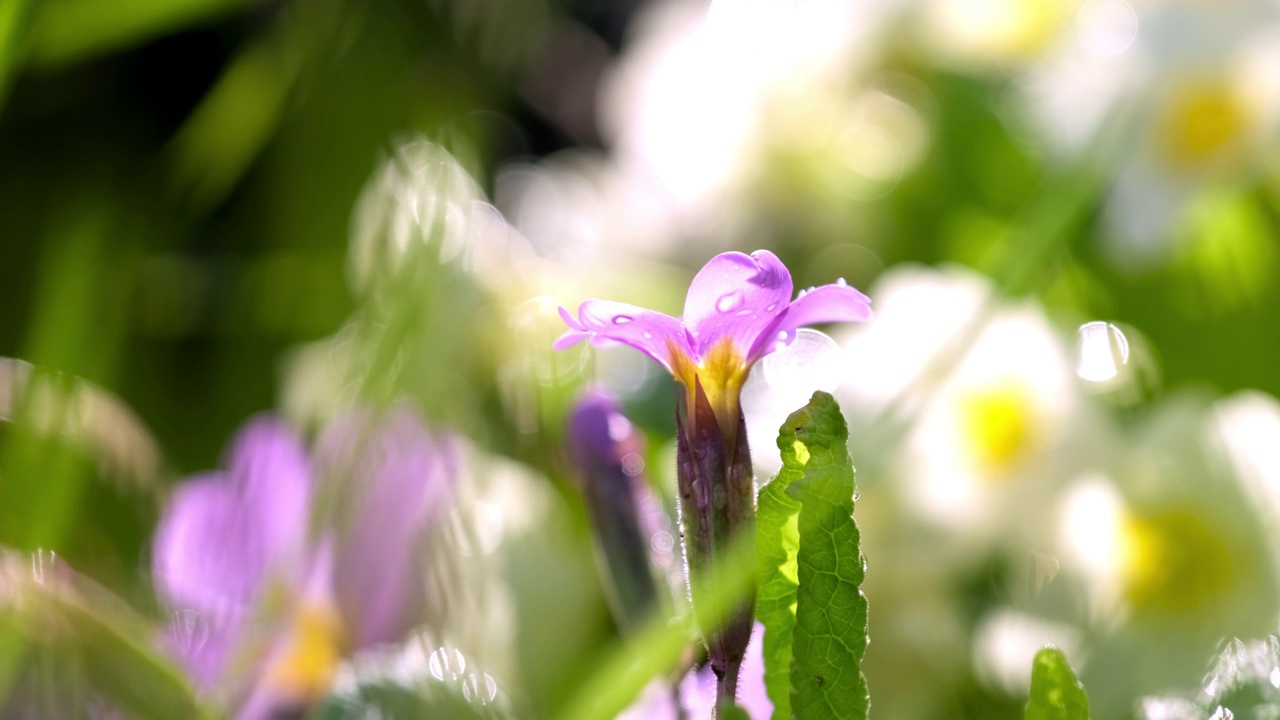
{"left": 462, "top": 672, "right": 498, "bottom": 704}
{"left": 642, "top": 331, "right": 652, "bottom": 339}
{"left": 777, "top": 330, "right": 789, "bottom": 341}
{"left": 836, "top": 277, "right": 848, "bottom": 286}
{"left": 428, "top": 646, "right": 467, "bottom": 681}
{"left": 612, "top": 315, "right": 633, "bottom": 325}
{"left": 766, "top": 302, "right": 778, "bottom": 312}
{"left": 168, "top": 609, "right": 210, "bottom": 653}
{"left": 621, "top": 453, "right": 645, "bottom": 476}
{"left": 716, "top": 291, "right": 743, "bottom": 313}
{"left": 651, "top": 531, "right": 675, "bottom": 555}
{"left": 1075, "top": 321, "right": 1129, "bottom": 382}
{"left": 31, "top": 549, "right": 56, "bottom": 585}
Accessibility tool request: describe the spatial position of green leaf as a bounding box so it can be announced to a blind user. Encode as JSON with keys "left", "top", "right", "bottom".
{"left": 756, "top": 412, "right": 804, "bottom": 716}
{"left": 758, "top": 391, "right": 868, "bottom": 720}
{"left": 27, "top": 0, "right": 256, "bottom": 69}
{"left": 1025, "top": 647, "right": 1090, "bottom": 720}
{"left": 0, "top": 550, "right": 211, "bottom": 719}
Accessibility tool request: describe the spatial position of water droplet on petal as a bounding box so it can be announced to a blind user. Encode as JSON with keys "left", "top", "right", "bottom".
{"left": 766, "top": 302, "right": 778, "bottom": 312}
{"left": 1075, "top": 321, "right": 1129, "bottom": 382}
{"left": 168, "top": 609, "right": 211, "bottom": 653}
{"left": 836, "top": 277, "right": 848, "bottom": 286}
{"left": 715, "top": 291, "right": 743, "bottom": 313}
{"left": 612, "top": 315, "right": 633, "bottom": 325}
{"left": 797, "top": 289, "right": 808, "bottom": 298}
{"left": 777, "top": 330, "right": 789, "bottom": 341}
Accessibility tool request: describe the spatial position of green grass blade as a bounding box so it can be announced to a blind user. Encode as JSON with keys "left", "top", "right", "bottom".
{"left": 1025, "top": 647, "right": 1090, "bottom": 720}
{"left": 557, "top": 531, "right": 756, "bottom": 720}
{"left": 27, "top": 0, "right": 256, "bottom": 69}
{"left": 0, "top": 0, "right": 32, "bottom": 113}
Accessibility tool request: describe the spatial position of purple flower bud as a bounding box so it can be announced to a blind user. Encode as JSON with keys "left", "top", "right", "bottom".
{"left": 567, "top": 389, "right": 664, "bottom": 632}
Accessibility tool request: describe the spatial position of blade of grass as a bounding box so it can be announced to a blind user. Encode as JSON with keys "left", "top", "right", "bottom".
{"left": 26, "top": 0, "right": 257, "bottom": 69}
{"left": 0, "top": 0, "right": 32, "bottom": 113}
{"left": 557, "top": 531, "right": 756, "bottom": 720}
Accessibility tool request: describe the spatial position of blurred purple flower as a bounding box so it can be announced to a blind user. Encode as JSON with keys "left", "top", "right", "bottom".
{"left": 151, "top": 409, "right": 453, "bottom": 717}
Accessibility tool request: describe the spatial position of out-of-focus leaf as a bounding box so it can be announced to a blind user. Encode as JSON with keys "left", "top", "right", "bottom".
{"left": 0, "top": 358, "right": 167, "bottom": 493}
{"left": 26, "top": 0, "right": 257, "bottom": 69}
{"left": 557, "top": 531, "right": 756, "bottom": 720}
{"left": 167, "top": 0, "right": 348, "bottom": 211}
{"left": 0, "top": 0, "right": 31, "bottom": 112}
{"left": 167, "top": 39, "right": 291, "bottom": 209}
{"left": 0, "top": 550, "right": 210, "bottom": 719}
{"left": 779, "top": 391, "right": 869, "bottom": 720}
{"left": 1025, "top": 647, "right": 1089, "bottom": 720}
{"left": 756, "top": 407, "right": 803, "bottom": 716}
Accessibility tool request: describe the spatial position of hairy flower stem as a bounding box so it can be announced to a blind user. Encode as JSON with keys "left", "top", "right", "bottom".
{"left": 676, "top": 379, "right": 756, "bottom": 717}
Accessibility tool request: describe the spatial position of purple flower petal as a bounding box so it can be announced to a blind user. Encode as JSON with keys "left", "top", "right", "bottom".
{"left": 736, "top": 621, "right": 773, "bottom": 719}
{"left": 152, "top": 475, "right": 259, "bottom": 689}
{"left": 750, "top": 283, "right": 873, "bottom": 361}
{"left": 320, "top": 407, "right": 453, "bottom": 649}
{"left": 153, "top": 475, "right": 263, "bottom": 617}
{"left": 557, "top": 300, "right": 692, "bottom": 372}
{"left": 225, "top": 417, "right": 312, "bottom": 583}
{"left": 682, "top": 250, "right": 793, "bottom": 358}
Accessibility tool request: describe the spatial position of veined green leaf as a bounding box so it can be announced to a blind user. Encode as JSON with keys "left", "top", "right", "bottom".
{"left": 756, "top": 412, "right": 803, "bottom": 716}
{"left": 759, "top": 391, "right": 868, "bottom": 720}
{"left": 1025, "top": 647, "right": 1090, "bottom": 720}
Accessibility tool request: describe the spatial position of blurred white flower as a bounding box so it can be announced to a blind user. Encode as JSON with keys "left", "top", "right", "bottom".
{"left": 593, "top": 0, "right": 916, "bottom": 248}
{"left": 1054, "top": 394, "right": 1280, "bottom": 715}
{"left": 917, "top": 0, "right": 1080, "bottom": 70}
{"left": 972, "top": 609, "right": 1082, "bottom": 693}
{"left": 348, "top": 138, "right": 535, "bottom": 294}
{"left": 1020, "top": 0, "right": 1280, "bottom": 271}
{"left": 836, "top": 265, "right": 1083, "bottom": 542}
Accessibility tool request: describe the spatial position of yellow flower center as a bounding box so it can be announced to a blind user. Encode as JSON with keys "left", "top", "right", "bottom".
{"left": 1156, "top": 79, "right": 1249, "bottom": 169}
{"left": 1119, "top": 509, "right": 1233, "bottom": 614}
{"left": 670, "top": 337, "right": 750, "bottom": 439}
{"left": 262, "top": 601, "right": 345, "bottom": 701}
{"left": 958, "top": 380, "right": 1037, "bottom": 478}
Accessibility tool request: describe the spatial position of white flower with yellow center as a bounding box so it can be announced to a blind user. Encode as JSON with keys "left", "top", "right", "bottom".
{"left": 837, "top": 264, "right": 1082, "bottom": 540}
{"left": 1056, "top": 395, "right": 1280, "bottom": 715}
{"left": 1021, "top": 0, "right": 1280, "bottom": 271}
